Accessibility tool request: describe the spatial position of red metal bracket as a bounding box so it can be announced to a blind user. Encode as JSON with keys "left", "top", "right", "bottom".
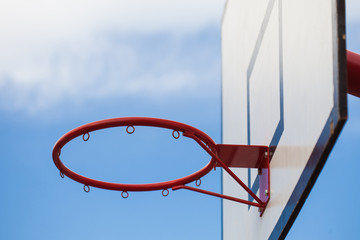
{"left": 172, "top": 130, "right": 270, "bottom": 216}
{"left": 218, "top": 144, "right": 270, "bottom": 215}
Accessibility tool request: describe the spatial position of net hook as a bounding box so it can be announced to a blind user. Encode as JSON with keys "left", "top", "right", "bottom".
{"left": 196, "top": 179, "right": 201, "bottom": 187}
{"left": 122, "top": 191, "right": 129, "bottom": 198}
{"left": 126, "top": 126, "right": 135, "bottom": 134}
{"left": 82, "top": 133, "right": 90, "bottom": 141}
{"left": 84, "top": 185, "right": 90, "bottom": 193}
{"left": 162, "top": 189, "right": 169, "bottom": 197}
{"left": 172, "top": 130, "right": 180, "bottom": 139}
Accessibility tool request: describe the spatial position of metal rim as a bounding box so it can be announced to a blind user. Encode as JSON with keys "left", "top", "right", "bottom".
{"left": 52, "top": 117, "right": 217, "bottom": 192}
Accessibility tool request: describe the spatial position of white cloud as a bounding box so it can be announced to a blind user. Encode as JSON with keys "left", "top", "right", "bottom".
{"left": 0, "top": 34, "right": 210, "bottom": 113}
{"left": 0, "top": 0, "right": 225, "bottom": 113}
{"left": 1, "top": 0, "right": 359, "bottom": 114}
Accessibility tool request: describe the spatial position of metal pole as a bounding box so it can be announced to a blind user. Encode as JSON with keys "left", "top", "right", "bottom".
{"left": 347, "top": 50, "right": 360, "bottom": 98}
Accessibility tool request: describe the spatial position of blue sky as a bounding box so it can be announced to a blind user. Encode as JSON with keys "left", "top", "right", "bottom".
{"left": 0, "top": 1, "right": 359, "bottom": 239}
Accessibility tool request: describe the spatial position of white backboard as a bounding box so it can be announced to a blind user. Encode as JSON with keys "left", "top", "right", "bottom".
{"left": 221, "top": 0, "right": 347, "bottom": 239}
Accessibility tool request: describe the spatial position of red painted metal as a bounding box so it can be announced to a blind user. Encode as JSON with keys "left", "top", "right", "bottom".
{"left": 347, "top": 50, "right": 360, "bottom": 98}
{"left": 258, "top": 149, "right": 270, "bottom": 216}
{"left": 172, "top": 185, "right": 262, "bottom": 208}
{"left": 52, "top": 117, "right": 270, "bottom": 214}
{"left": 176, "top": 140, "right": 270, "bottom": 215}
{"left": 217, "top": 144, "right": 268, "bottom": 168}
{"left": 183, "top": 131, "right": 267, "bottom": 206}
{"left": 52, "top": 117, "right": 217, "bottom": 192}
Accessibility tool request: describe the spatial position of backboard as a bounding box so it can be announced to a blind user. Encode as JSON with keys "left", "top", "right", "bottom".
{"left": 221, "top": 0, "right": 347, "bottom": 239}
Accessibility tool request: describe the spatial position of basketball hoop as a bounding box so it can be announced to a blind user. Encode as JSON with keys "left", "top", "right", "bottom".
{"left": 52, "top": 117, "right": 270, "bottom": 215}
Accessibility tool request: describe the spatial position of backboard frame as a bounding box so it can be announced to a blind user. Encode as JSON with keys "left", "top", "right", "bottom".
{"left": 221, "top": 0, "right": 347, "bottom": 239}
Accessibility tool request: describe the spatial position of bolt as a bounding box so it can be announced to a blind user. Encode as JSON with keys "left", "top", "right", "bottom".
{"left": 265, "top": 189, "right": 269, "bottom": 196}
{"left": 330, "top": 119, "right": 334, "bottom": 135}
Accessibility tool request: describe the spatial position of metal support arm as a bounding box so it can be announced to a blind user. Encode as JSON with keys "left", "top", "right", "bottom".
{"left": 174, "top": 132, "right": 270, "bottom": 216}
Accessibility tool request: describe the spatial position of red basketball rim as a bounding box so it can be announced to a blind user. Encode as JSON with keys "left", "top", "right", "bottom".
{"left": 52, "top": 117, "right": 218, "bottom": 192}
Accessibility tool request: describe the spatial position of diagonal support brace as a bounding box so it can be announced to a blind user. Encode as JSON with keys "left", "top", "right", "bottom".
{"left": 174, "top": 132, "right": 270, "bottom": 216}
